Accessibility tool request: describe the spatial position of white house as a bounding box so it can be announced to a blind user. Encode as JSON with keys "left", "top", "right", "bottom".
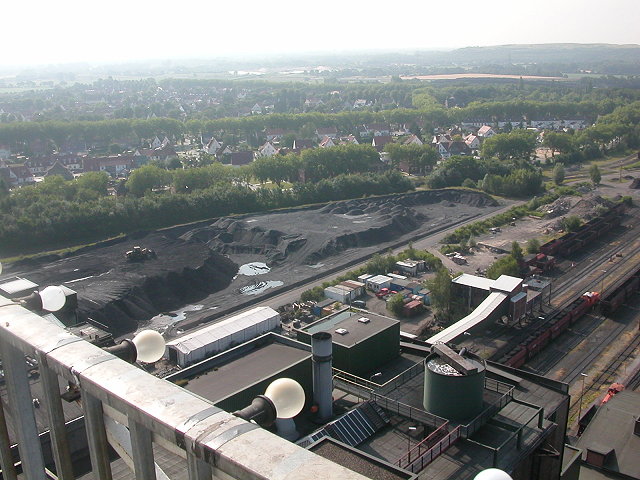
{"left": 477, "top": 125, "right": 496, "bottom": 138}
{"left": 464, "top": 134, "right": 481, "bottom": 150}
{"left": 151, "top": 136, "right": 163, "bottom": 149}
{"left": 204, "top": 137, "right": 222, "bottom": 155}
{"left": 257, "top": 141, "right": 278, "bottom": 157}
{"left": 403, "top": 134, "right": 423, "bottom": 146}
{"left": 319, "top": 136, "right": 335, "bottom": 148}
{"left": 340, "top": 135, "right": 359, "bottom": 145}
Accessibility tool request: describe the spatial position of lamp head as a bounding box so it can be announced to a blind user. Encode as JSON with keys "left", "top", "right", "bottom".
{"left": 474, "top": 469, "right": 513, "bottom": 480}
{"left": 264, "top": 378, "right": 305, "bottom": 419}
{"left": 132, "top": 329, "right": 165, "bottom": 363}
{"left": 233, "top": 378, "right": 305, "bottom": 427}
{"left": 19, "top": 285, "right": 66, "bottom": 312}
{"left": 104, "top": 330, "right": 165, "bottom": 364}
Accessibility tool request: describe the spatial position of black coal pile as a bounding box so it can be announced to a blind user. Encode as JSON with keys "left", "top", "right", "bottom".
{"left": 6, "top": 233, "right": 238, "bottom": 335}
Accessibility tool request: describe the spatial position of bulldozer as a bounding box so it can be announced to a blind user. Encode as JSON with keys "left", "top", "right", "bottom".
{"left": 125, "top": 245, "right": 157, "bottom": 262}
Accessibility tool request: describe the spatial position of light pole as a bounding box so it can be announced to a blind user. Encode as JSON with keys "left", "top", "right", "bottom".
{"left": 407, "top": 426, "right": 417, "bottom": 462}
{"left": 578, "top": 373, "right": 588, "bottom": 421}
{"left": 370, "top": 372, "right": 382, "bottom": 384}
{"left": 600, "top": 270, "right": 607, "bottom": 293}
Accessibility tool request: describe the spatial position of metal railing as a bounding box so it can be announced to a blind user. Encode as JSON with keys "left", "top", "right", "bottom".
{"left": 371, "top": 394, "right": 448, "bottom": 429}
{"left": 400, "top": 426, "right": 461, "bottom": 474}
{"left": 0, "top": 298, "right": 368, "bottom": 479}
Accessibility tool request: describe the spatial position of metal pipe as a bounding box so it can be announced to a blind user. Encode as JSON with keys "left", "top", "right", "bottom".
{"left": 311, "top": 332, "right": 333, "bottom": 421}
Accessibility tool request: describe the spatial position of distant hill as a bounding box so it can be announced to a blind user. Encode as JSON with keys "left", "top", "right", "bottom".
{"left": 444, "top": 43, "right": 640, "bottom": 72}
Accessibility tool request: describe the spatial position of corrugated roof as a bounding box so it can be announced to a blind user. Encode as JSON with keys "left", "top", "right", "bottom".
{"left": 426, "top": 291, "right": 508, "bottom": 345}
{"left": 166, "top": 306, "right": 279, "bottom": 355}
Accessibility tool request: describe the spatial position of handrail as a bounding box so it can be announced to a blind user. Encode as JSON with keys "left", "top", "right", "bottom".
{"left": 0, "top": 299, "right": 368, "bottom": 479}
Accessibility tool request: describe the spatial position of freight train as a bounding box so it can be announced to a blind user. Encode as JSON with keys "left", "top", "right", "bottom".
{"left": 539, "top": 203, "right": 625, "bottom": 257}
{"left": 498, "top": 292, "right": 600, "bottom": 368}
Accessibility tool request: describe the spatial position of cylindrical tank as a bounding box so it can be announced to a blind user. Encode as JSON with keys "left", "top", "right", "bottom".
{"left": 311, "top": 331, "right": 333, "bottom": 421}
{"left": 423, "top": 353, "right": 485, "bottom": 422}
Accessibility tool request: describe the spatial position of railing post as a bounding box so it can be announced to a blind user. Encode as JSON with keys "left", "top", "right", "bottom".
{"left": 0, "top": 399, "right": 18, "bottom": 480}
{"left": 187, "top": 452, "right": 212, "bottom": 480}
{"left": 82, "top": 392, "right": 113, "bottom": 480}
{"left": 129, "top": 420, "right": 156, "bottom": 480}
{"left": 0, "top": 337, "right": 45, "bottom": 479}
{"left": 38, "top": 360, "right": 75, "bottom": 480}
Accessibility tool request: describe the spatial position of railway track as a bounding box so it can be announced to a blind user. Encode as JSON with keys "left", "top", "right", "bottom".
{"left": 566, "top": 331, "right": 640, "bottom": 421}
{"left": 488, "top": 208, "right": 640, "bottom": 364}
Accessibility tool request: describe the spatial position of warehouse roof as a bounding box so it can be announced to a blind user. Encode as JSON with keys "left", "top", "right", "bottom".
{"left": 453, "top": 273, "right": 494, "bottom": 291}
{"left": 166, "top": 306, "right": 279, "bottom": 355}
{"left": 301, "top": 310, "right": 399, "bottom": 347}
{"left": 183, "top": 340, "right": 311, "bottom": 404}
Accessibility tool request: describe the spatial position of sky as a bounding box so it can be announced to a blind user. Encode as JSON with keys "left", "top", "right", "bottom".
{"left": 4, "top": 0, "right": 640, "bottom": 67}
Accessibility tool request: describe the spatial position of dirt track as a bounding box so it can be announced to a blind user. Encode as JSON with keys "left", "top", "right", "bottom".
{"left": 4, "top": 189, "right": 500, "bottom": 335}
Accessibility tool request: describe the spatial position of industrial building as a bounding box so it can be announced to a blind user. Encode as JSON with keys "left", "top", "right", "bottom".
{"left": 428, "top": 274, "right": 532, "bottom": 345}
{"left": 168, "top": 332, "right": 313, "bottom": 413}
{"left": 295, "top": 309, "right": 401, "bottom": 376}
{"left": 165, "top": 306, "right": 280, "bottom": 366}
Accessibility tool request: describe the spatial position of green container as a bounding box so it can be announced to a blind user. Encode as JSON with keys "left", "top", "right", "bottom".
{"left": 423, "top": 353, "right": 485, "bottom": 422}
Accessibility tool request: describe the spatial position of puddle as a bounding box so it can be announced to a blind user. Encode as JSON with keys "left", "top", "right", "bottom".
{"left": 139, "top": 304, "right": 204, "bottom": 334}
{"left": 240, "top": 281, "right": 283, "bottom": 295}
{"left": 238, "top": 262, "right": 271, "bottom": 276}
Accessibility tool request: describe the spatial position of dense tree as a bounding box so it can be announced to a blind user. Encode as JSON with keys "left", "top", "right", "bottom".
{"left": 561, "top": 215, "right": 582, "bottom": 232}
{"left": 425, "top": 268, "right": 453, "bottom": 321}
{"left": 125, "top": 165, "right": 172, "bottom": 197}
{"left": 386, "top": 143, "right": 439, "bottom": 175}
{"left": 590, "top": 164, "right": 602, "bottom": 186}
{"left": 543, "top": 131, "right": 576, "bottom": 157}
{"left": 387, "top": 294, "right": 405, "bottom": 317}
{"left": 526, "top": 238, "right": 541, "bottom": 254}
{"left": 481, "top": 130, "right": 537, "bottom": 160}
{"left": 553, "top": 163, "right": 565, "bottom": 185}
{"left": 486, "top": 256, "right": 520, "bottom": 279}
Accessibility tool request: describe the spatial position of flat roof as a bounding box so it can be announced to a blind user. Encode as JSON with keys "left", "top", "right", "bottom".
{"left": 453, "top": 273, "right": 494, "bottom": 291}
{"left": 491, "top": 275, "right": 523, "bottom": 294}
{"left": 367, "top": 275, "right": 392, "bottom": 284}
{"left": 427, "top": 291, "right": 508, "bottom": 345}
{"left": 310, "top": 438, "right": 414, "bottom": 480}
{"left": 0, "top": 278, "right": 38, "bottom": 296}
{"left": 301, "top": 310, "right": 399, "bottom": 347}
{"left": 183, "top": 341, "right": 310, "bottom": 403}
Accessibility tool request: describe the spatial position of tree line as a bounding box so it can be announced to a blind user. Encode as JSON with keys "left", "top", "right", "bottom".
{"left": 0, "top": 170, "right": 412, "bottom": 255}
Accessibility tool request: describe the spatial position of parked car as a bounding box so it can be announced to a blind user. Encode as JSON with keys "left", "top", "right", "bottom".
{"left": 375, "top": 288, "right": 390, "bottom": 298}
{"left": 351, "top": 300, "right": 366, "bottom": 308}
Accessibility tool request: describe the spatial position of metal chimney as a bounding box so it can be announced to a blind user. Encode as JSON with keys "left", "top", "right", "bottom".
{"left": 311, "top": 331, "right": 333, "bottom": 421}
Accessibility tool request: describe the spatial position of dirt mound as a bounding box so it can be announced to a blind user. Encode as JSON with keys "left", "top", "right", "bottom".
{"left": 630, "top": 178, "right": 640, "bottom": 189}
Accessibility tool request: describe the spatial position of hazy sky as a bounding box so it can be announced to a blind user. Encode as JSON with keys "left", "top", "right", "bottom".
{"left": 5, "top": 0, "right": 640, "bottom": 66}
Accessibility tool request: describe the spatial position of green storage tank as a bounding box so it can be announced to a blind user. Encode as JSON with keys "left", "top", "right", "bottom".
{"left": 423, "top": 352, "right": 485, "bottom": 422}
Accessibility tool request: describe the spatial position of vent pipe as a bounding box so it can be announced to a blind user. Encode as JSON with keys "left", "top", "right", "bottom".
{"left": 311, "top": 332, "right": 333, "bottom": 421}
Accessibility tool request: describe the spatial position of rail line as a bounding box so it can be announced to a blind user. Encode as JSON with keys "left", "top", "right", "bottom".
{"left": 566, "top": 332, "right": 640, "bottom": 421}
